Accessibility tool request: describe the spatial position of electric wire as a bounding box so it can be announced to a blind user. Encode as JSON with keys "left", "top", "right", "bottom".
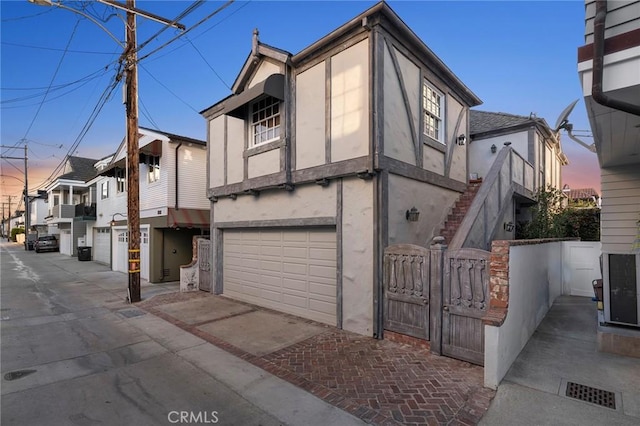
{"left": 22, "top": 19, "right": 82, "bottom": 141}
{"left": 1, "top": 41, "right": 115, "bottom": 55}
{"left": 139, "top": 64, "right": 198, "bottom": 113}
{"left": 136, "top": 0, "right": 205, "bottom": 53}
{"left": 185, "top": 36, "right": 231, "bottom": 90}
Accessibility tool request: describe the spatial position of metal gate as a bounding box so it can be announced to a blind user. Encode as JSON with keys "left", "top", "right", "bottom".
{"left": 198, "top": 238, "right": 211, "bottom": 292}
{"left": 383, "top": 244, "right": 430, "bottom": 340}
{"left": 442, "top": 248, "right": 490, "bottom": 365}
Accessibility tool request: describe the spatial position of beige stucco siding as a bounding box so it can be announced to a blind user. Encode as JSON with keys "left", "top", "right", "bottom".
{"left": 214, "top": 183, "right": 336, "bottom": 223}
{"left": 248, "top": 149, "right": 280, "bottom": 179}
{"left": 227, "top": 117, "right": 245, "bottom": 184}
{"left": 469, "top": 130, "right": 529, "bottom": 181}
{"left": 445, "top": 96, "right": 467, "bottom": 183}
{"left": 296, "top": 62, "right": 326, "bottom": 170}
{"left": 387, "top": 174, "right": 459, "bottom": 246}
{"left": 330, "top": 39, "right": 370, "bottom": 162}
{"left": 248, "top": 60, "right": 282, "bottom": 88}
{"left": 422, "top": 146, "right": 445, "bottom": 175}
{"left": 383, "top": 43, "right": 419, "bottom": 165}
{"left": 209, "top": 116, "right": 225, "bottom": 188}
{"left": 341, "top": 177, "right": 374, "bottom": 335}
{"left": 600, "top": 165, "right": 640, "bottom": 253}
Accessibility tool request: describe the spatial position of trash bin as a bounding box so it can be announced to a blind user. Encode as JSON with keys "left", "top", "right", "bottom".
{"left": 77, "top": 246, "right": 92, "bottom": 261}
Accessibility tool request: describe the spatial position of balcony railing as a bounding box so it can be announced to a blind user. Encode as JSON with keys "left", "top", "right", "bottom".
{"left": 47, "top": 204, "right": 75, "bottom": 220}
{"left": 75, "top": 203, "right": 97, "bottom": 220}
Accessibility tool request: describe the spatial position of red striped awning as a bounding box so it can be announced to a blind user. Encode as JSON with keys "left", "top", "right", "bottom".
{"left": 167, "top": 208, "right": 209, "bottom": 228}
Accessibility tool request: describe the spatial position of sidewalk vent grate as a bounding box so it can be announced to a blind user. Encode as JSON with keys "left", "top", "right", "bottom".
{"left": 566, "top": 382, "right": 616, "bottom": 409}
{"left": 118, "top": 309, "right": 146, "bottom": 318}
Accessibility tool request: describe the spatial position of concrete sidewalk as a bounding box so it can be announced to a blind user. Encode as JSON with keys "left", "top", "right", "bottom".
{"left": 480, "top": 296, "right": 640, "bottom": 426}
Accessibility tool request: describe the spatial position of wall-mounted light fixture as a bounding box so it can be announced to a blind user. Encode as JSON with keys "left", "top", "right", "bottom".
{"left": 490, "top": 144, "right": 497, "bottom": 154}
{"left": 406, "top": 207, "right": 420, "bottom": 222}
{"left": 457, "top": 134, "right": 467, "bottom": 145}
{"left": 110, "top": 212, "right": 127, "bottom": 226}
{"left": 504, "top": 221, "right": 514, "bottom": 232}
{"left": 504, "top": 141, "right": 512, "bottom": 147}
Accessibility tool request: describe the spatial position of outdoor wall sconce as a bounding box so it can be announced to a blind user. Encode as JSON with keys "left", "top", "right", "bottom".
{"left": 504, "top": 221, "right": 514, "bottom": 232}
{"left": 457, "top": 134, "right": 466, "bottom": 145}
{"left": 406, "top": 207, "right": 420, "bottom": 222}
{"left": 110, "top": 212, "right": 127, "bottom": 226}
{"left": 490, "top": 144, "right": 497, "bottom": 154}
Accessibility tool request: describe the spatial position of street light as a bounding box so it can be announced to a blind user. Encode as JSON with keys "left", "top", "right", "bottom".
{"left": 29, "top": 0, "right": 184, "bottom": 302}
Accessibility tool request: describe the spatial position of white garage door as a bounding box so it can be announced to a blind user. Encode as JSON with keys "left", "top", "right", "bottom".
{"left": 59, "top": 231, "right": 72, "bottom": 256}
{"left": 112, "top": 227, "right": 150, "bottom": 280}
{"left": 93, "top": 228, "right": 111, "bottom": 264}
{"left": 223, "top": 228, "right": 337, "bottom": 325}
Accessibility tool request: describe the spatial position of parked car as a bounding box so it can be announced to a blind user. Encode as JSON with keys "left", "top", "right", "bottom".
{"left": 35, "top": 235, "right": 59, "bottom": 253}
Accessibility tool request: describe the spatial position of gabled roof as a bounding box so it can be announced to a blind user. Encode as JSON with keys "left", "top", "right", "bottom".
{"left": 139, "top": 127, "right": 206, "bottom": 146}
{"left": 566, "top": 188, "right": 599, "bottom": 200}
{"left": 58, "top": 156, "right": 99, "bottom": 182}
{"left": 470, "top": 110, "right": 534, "bottom": 135}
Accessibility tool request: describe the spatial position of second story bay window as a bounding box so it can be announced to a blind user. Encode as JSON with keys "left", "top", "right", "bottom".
{"left": 251, "top": 96, "right": 281, "bottom": 147}
{"left": 423, "top": 81, "right": 444, "bottom": 143}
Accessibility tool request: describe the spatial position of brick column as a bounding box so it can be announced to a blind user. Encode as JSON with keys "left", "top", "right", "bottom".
{"left": 485, "top": 240, "right": 509, "bottom": 326}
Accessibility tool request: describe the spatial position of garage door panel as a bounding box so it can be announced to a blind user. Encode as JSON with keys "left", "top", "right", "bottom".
{"left": 223, "top": 228, "right": 337, "bottom": 325}
{"left": 310, "top": 265, "right": 335, "bottom": 279}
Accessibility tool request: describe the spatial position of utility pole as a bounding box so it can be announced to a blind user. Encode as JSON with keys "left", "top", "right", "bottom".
{"left": 125, "top": 0, "right": 141, "bottom": 303}
{"left": 24, "top": 144, "right": 30, "bottom": 248}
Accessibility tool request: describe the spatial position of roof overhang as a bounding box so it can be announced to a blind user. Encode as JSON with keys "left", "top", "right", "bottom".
{"left": 223, "top": 73, "right": 285, "bottom": 118}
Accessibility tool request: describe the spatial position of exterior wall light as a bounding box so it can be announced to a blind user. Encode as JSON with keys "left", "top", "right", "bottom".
{"left": 406, "top": 207, "right": 420, "bottom": 222}
{"left": 110, "top": 212, "right": 127, "bottom": 226}
{"left": 504, "top": 221, "right": 514, "bottom": 232}
{"left": 491, "top": 144, "right": 497, "bottom": 154}
{"left": 457, "top": 134, "right": 467, "bottom": 145}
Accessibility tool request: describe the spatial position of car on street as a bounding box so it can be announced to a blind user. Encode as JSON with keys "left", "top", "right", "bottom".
{"left": 34, "top": 235, "right": 59, "bottom": 253}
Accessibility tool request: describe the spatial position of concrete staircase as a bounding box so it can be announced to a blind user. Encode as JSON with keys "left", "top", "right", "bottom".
{"left": 439, "top": 179, "right": 483, "bottom": 244}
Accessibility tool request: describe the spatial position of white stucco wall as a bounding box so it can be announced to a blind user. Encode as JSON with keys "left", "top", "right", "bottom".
{"left": 227, "top": 117, "right": 245, "bottom": 185}
{"left": 446, "top": 97, "right": 467, "bottom": 183}
{"left": 383, "top": 43, "right": 418, "bottom": 165}
{"left": 248, "top": 149, "right": 280, "bottom": 179}
{"left": 213, "top": 183, "right": 336, "bottom": 223}
{"left": 422, "top": 145, "right": 445, "bottom": 175}
{"left": 341, "top": 177, "right": 374, "bottom": 335}
{"left": 469, "top": 130, "right": 529, "bottom": 181}
{"left": 484, "top": 241, "right": 564, "bottom": 389}
{"left": 387, "top": 174, "right": 458, "bottom": 246}
{"left": 209, "top": 116, "right": 225, "bottom": 188}
{"left": 330, "top": 39, "right": 369, "bottom": 162}
{"left": 296, "top": 62, "right": 326, "bottom": 170}
{"left": 248, "top": 60, "right": 282, "bottom": 89}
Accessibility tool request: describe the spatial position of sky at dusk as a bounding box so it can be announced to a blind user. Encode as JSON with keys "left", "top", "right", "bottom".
{"left": 1, "top": 0, "right": 601, "bottom": 214}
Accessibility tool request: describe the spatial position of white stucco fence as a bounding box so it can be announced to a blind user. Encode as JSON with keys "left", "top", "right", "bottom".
{"left": 484, "top": 240, "right": 602, "bottom": 389}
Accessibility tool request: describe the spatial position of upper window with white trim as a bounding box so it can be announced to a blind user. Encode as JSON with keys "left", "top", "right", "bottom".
{"left": 423, "top": 81, "right": 444, "bottom": 143}
{"left": 147, "top": 155, "right": 160, "bottom": 183}
{"left": 251, "top": 96, "right": 281, "bottom": 147}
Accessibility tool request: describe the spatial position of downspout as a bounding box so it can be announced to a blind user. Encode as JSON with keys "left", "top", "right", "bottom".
{"left": 592, "top": 0, "right": 640, "bottom": 116}
{"left": 174, "top": 142, "right": 182, "bottom": 211}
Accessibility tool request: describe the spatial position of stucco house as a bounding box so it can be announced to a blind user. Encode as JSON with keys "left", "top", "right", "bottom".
{"left": 201, "top": 2, "right": 492, "bottom": 338}
{"left": 43, "top": 156, "right": 99, "bottom": 256}
{"left": 94, "top": 127, "right": 209, "bottom": 283}
{"left": 577, "top": 0, "right": 640, "bottom": 347}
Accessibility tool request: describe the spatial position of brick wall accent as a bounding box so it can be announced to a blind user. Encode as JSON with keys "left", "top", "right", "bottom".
{"left": 484, "top": 238, "right": 579, "bottom": 327}
{"left": 384, "top": 330, "right": 431, "bottom": 351}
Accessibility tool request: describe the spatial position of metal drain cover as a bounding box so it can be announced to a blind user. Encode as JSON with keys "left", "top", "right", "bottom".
{"left": 117, "top": 309, "right": 146, "bottom": 318}
{"left": 565, "top": 381, "right": 616, "bottom": 409}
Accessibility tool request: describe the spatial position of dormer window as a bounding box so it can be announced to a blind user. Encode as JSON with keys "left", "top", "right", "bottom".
{"left": 251, "top": 96, "right": 281, "bottom": 147}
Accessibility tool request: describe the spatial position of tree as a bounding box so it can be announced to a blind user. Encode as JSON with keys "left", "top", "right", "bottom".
{"left": 519, "top": 186, "right": 600, "bottom": 241}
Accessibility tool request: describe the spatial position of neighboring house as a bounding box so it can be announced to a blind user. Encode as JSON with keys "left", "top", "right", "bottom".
{"left": 28, "top": 190, "right": 49, "bottom": 236}
{"left": 201, "top": 2, "right": 486, "bottom": 337}
{"left": 43, "top": 156, "right": 99, "bottom": 256}
{"left": 469, "top": 110, "right": 568, "bottom": 191}
{"left": 577, "top": 0, "right": 640, "bottom": 340}
{"left": 562, "top": 185, "right": 601, "bottom": 208}
{"left": 94, "top": 127, "right": 209, "bottom": 283}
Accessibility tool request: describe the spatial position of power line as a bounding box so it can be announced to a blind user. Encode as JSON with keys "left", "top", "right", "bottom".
{"left": 1, "top": 41, "right": 115, "bottom": 55}
{"left": 136, "top": 0, "right": 206, "bottom": 52}
{"left": 136, "top": 0, "right": 235, "bottom": 64}
{"left": 139, "top": 98, "right": 160, "bottom": 130}
{"left": 1, "top": 65, "right": 111, "bottom": 91}
{"left": 22, "top": 18, "right": 82, "bottom": 141}
{"left": 1, "top": 9, "right": 53, "bottom": 22}
{"left": 185, "top": 36, "right": 230, "bottom": 90}
{"left": 139, "top": 64, "right": 198, "bottom": 113}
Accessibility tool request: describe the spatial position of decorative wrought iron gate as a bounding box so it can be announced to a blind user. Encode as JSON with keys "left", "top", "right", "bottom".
{"left": 198, "top": 238, "right": 211, "bottom": 292}
{"left": 442, "top": 248, "right": 490, "bottom": 365}
{"left": 383, "top": 244, "right": 430, "bottom": 339}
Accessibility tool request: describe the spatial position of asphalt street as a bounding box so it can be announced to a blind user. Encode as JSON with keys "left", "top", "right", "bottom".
{"left": 0, "top": 242, "right": 362, "bottom": 426}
